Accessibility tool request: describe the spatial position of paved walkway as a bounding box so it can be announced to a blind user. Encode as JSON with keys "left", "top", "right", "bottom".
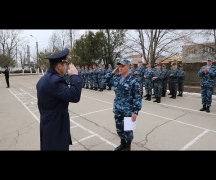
{"left": 0, "top": 75, "right": 216, "bottom": 150}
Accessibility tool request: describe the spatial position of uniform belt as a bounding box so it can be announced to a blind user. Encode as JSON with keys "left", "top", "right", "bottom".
{"left": 40, "top": 109, "right": 68, "bottom": 113}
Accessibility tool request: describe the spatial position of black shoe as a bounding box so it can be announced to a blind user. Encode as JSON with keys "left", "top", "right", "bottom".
{"left": 122, "top": 141, "right": 131, "bottom": 151}
{"left": 200, "top": 105, "right": 206, "bottom": 111}
{"left": 153, "top": 98, "right": 158, "bottom": 102}
{"left": 99, "top": 88, "right": 103, "bottom": 91}
{"left": 206, "top": 106, "right": 210, "bottom": 113}
{"left": 177, "top": 94, "right": 181, "bottom": 96}
{"left": 157, "top": 98, "right": 161, "bottom": 103}
{"left": 144, "top": 95, "right": 149, "bottom": 100}
{"left": 114, "top": 139, "right": 126, "bottom": 151}
{"left": 144, "top": 94, "right": 148, "bottom": 97}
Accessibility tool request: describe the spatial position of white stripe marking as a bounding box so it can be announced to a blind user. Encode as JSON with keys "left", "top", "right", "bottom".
{"left": 11, "top": 88, "right": 117, "bottom": 148}
{"left": 180, "top": 129, "right": 209, "bottom": 150}
{"left": 70, "top": 108, "right": 112, "bottom": 118}
{"left": 82, "top": 95, "right": 216, "bottom": 133}
{"left": 73, "top": 134, "right": 96, "bottom": 145}
{"left": 8, "top": 89, "right": 39, "bottom": 122}
{"left": 70, "top": 118, "right": 117, "bottom": 148}
{"left": 70, "top": 125, "right": 78, "bottom": 129}
{"left": 96, "top": 91, "right": 216, "bottom": 116}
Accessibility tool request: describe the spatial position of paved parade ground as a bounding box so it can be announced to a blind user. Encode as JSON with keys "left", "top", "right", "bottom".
{"left": 0, "top": 74, "right": 216, "bottom": 151}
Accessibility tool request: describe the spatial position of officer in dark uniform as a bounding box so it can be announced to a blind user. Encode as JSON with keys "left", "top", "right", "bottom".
{"left": 0, "top": 65, "right": 10, "bottom": 88}
{"left": 36, "top": 48, "right": 83, "bottom": 151}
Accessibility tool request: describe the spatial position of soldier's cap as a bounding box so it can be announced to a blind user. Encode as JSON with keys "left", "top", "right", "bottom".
{"left": 138, "top": 60, "right": 143, "bottom": 63}
{"left": 179, "top": 64, "right": 183, "bottom": 67}
{"left": 171, "top": 62, "right": 177, "bottom": 66}
{"left": 162, "top": 64, "right": 166, "bottom": 67}
{"left": 206, "top": 57, "right": 213, "bottom": 61}
{"left": 155, "top": 63, "right": 161, "bottom": 66}
{"left": 45, "top": 48, "right": 69, "bottom": 63}
{"left": 117, "top": 59, "right": 131, "bottom": 66}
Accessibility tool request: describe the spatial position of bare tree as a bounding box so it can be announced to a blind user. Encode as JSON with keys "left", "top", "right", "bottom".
{"left": 125, "top": 29, "right": 183, "bottom": 65}
{"left": 18, "top": 44, "right": 28, "bottom": 69}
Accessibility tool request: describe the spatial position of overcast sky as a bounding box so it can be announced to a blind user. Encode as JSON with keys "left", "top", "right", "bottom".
{"left": 21, "top": 29, "right": 87, "bottom": 54}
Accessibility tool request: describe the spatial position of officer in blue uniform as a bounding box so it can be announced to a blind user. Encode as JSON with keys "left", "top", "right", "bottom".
{"left": 197, "top": 57, "right": 216, "bottom": 113}
{"left": 36, "top": 48, "right": 83, "bottom": 151}
{"left": 102, "top": 59, "right": 142, "bottom": 151}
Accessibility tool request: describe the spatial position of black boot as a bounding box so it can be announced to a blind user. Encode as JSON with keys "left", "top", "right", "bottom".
{"left": 170, "top": 94, "right": 173, "bottom": 98}
{"left": 122, "top": 141, "right": 131, "bottom": 151}
{"left": 99, "top": 88, "right": 103, "bottom": 92}
{"left": 177, "top": 91, "right": 181, "bottom": 96}
{"left": 173, "top": 94, "right": 176, "bottom": 99}
{"left": 90, "top": 87, "right": 93, "bottom": 90}
{"left": 200, "top": 105, "right": 206, "bottom": 111}
{"left": 144, "top": 95, "right": 149, "bottom": 100}
{"left": 94, "top": 88, "right": 98, "bottom": 91}
{"left": 157, "top": 97, "right": 161, "bottom": 103}
{"left": 206, "top": 106, "right": 210, "bottom": 113}
{"left": 107, "top": 87, "right": 111, "bottom": 90}
{"left": 148, "top": 95, "right": 151, "bottom": 101}
{"left": 180, "top": 92, "right": 183, "bottom": 97}
{"left": 153, "top": 97, "right": 158, "bottom": 102}
{"left": 85, "top": 86, "right": 89, "bottom": 89}
{"left": 114, "top": 139, "right": 126, "bottom": 151}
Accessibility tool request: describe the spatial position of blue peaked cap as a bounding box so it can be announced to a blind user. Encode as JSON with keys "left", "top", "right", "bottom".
{"left": 45, "top": 48, "right": 69, "bottom": 63}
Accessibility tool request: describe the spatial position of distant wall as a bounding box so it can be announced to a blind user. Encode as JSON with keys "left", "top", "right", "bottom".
{"left": 182, "top": 62, "right": 216, "bottom": 86}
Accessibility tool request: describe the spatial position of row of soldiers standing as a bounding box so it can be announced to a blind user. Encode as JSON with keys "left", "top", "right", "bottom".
{"left": 74, "top": 60, "right": 186, "bottom": 104}
{"left": 75, "top": 64, "right": 113, "bottom": 91}
{"left": 129, "top": 60, "right": 186, "bottom": 103}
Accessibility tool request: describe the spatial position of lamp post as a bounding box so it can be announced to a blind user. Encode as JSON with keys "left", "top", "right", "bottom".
{"left": 30, "top": 35, "right": 39, "bottom": 68}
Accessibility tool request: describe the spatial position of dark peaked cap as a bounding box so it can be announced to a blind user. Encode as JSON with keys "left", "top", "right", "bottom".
{"left": 45, "top": 48, "right": 69, "bottom": 63}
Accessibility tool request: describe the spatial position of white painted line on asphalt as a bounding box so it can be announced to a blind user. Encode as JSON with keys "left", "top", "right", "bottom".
{"left": 73, "top": 134, "right": 96, "bottom": 145}
{"left": 81, "top": 95, "right": 216, "bottom": 133}
{"left": 32, "top": 109, "right": 39, "bottom": 112}
{"left": 97, "top": 91, "right": 216, "bottom": 116}
{"left": 70, "top": 125, "right": 78, "bottom": 129}
{"left": 70, "top": 107, "right": 113, "bottom": 118}
{"left": 8, "top": 89, "right": 39, "bottom": 122}
{"left": 20, "top": 88, "right": 37, "bottom": 99}
{"left": 70, "top": 118, "right": 117, "bottom": 148}
{"left": 15, "top": 88, "right": 118, "bottom": 149}
{"left": 180, "top": 129, "right": 209, "bottom": 150}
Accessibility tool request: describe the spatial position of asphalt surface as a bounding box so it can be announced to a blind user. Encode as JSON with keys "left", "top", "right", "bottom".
{"left": 1, "top": 74, "right": 216, "bottom": 151}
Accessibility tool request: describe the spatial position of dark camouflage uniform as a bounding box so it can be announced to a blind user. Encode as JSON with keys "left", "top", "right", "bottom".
{"left": 168, "top": 67, "right": 179, "bottom": 98}
{"left": 161, "top": 67, "right": 169, "bottom": 97}
{"left": 152, "top": 68, "right": 164, "bottom": 102}
{"left": 134, "top": 63, "right": 145, "bottom": 98}
{"left": 102, "top": 72, "right": 142, "bottom": 143}
{"left": 144, "top": 67, "right": 154, "bottom": 97}
{"left": 198, "top": 65, "right": 216, "bottom": 107}
{"left": 177, "top": 68, "right": 186, "bottom": 96}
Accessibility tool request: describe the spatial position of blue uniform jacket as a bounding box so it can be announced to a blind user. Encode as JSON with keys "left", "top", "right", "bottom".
{"left": 36, "top": 67, "right": 83, "bottom": 150}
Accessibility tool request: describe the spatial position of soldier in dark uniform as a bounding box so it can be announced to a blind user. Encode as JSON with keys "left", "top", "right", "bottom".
{"left": 168, "top": 62, "right": 179, "bottom": 99}
{"left": 143, "top": 62, "right": 154, "bottom": 101}
{"left": 134, "top": 60, "right": 145, "bottom": 99}
{"left": 102, "top": 59, "right": 142, "bottom": 151}
{"left": 106, "top": 64, "right": 113, "bottom": 90}
{"left": 152, "top": 63, "right": 164, "bottom": 103}
{"left": 197, "top": 57, "right": 216, "bottom": 113}
{"left": 0, "top": 65, "right": 10, "bottom": 88}
{"left": 161, "top": 64, "right": 169, "bottom": 97}
{"left": 177, "top": 64, "right": 186, "bottom": 97}
{"left": 36, "top": 48, "right": 83, "bottom": 151}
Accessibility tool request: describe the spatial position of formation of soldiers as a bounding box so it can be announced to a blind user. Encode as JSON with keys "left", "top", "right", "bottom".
{"left": 72, "top": 60, "right": 186, "bottom": 104}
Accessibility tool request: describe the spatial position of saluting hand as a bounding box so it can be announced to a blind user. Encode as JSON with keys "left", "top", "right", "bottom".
{"left": 68, "top": 63, "right": 78, "bottom": 76}
{"left": 112, "top": 66, "right": 119, "bottom": 74}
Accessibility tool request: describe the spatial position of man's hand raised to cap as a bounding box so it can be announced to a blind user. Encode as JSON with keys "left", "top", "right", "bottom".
{"left": 68, "top": 63, "right": 78, "bottom": 76}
